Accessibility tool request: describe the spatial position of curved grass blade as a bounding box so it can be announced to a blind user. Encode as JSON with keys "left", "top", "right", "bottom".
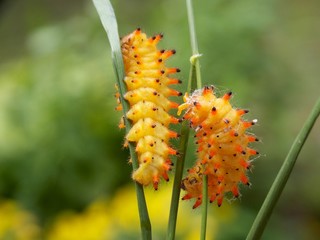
{"left": 92, "top": 0, "right": 151, "bottom": 239}
{"left": 246, "top": 97, "right": 320, "bottom": 240}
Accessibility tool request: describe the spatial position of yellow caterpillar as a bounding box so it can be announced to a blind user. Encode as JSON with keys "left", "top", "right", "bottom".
{"left": 178, "top": 86, "right": 259, "bottom": 208}
{"left": 117, "top": 29, "right": 181, "bottom": 190}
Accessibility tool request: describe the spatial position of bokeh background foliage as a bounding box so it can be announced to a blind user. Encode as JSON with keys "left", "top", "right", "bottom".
{"left": 0, "top": 0, "right": 319, "bottom": 239}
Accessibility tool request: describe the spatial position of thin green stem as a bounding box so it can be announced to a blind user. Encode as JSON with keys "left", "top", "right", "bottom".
{"left": 187, "top": 0, "right": 202, "bottom": 89}
{"left": 92, "top": 1, "right": 151, "bottom": 239}
{"left": 200, "top": 175, "right": 208, "bottom": 240}
{"left": 135, "top": 182, "right": 152, "bottom": 240}
{"left": 166, "top": 120, "right": 190, "bottom": 240}
{"left": 166, "top": 1, "right": 204, "bottom": 238}
{"left": 187, "top": 1, "right": 207, "bottom": 240}
{"left": 187, "top": 0, "right": 198, "bottom": 54}
{"left": 246, "top": 97, "right": 320, "bottom": 240}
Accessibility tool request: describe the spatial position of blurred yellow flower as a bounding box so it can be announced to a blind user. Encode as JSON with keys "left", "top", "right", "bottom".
{"left": 46, "top": 200, "right": 112, "bottom": 240}
{"left": 0, "top": 200, "right": 41, "bottom": 240}
{"left": 46, "top": 182, "right": 236, "bottom": 239}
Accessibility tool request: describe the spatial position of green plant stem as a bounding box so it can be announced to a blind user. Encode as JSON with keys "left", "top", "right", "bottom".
{"left": 92, "top": 0, "right": 151, "bottom": 239}
{"left": 166, "top": 1, "right": 204, "bottom": 238}
{"left": 187, "top": 0, "right": 202, "bottom": 90}
{"left": 187, "top": 1, "right": 208, "bottom": 240}
{"left": 166, "top": 120, "right": 190, "bottom": 240}
{"left": 134, "top": 182, "right": 152, "bottom": 240}
{"left": 166, "top": 55, "right": 202, "bottom": 240}
{"left": 200, "top": 174, "right": 208, "bottom": 240}
{"left": 246, "top": 97, "right": 320, "bottom": 240}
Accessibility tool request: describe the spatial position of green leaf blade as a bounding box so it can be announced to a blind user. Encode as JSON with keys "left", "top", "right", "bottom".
{"left": 92, "top": 1, "right": 151, "bottom": 239}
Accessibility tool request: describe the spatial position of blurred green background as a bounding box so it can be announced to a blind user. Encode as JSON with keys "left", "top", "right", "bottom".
{"left": 0, "top": 0, "right": 319, "bottom": 239}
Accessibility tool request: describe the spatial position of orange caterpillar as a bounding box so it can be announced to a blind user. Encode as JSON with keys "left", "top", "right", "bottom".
{"left": 178, "top": 86, "right": 259, "bottom": 208}
{"left": 117, "top": 29, "right": 182, "bottom": 190}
